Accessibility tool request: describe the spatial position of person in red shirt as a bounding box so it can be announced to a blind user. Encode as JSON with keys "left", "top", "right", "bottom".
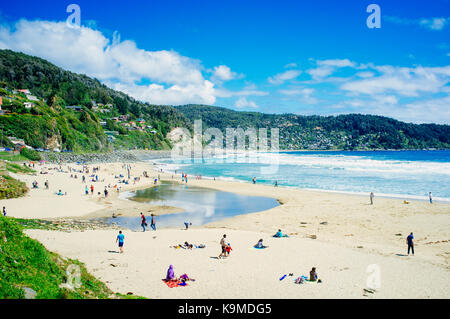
{"left": 90, "top": 185, "right": 94, "bottom": 194}
{"left": 140, "top": 213, "right": 147, "bottom": 232}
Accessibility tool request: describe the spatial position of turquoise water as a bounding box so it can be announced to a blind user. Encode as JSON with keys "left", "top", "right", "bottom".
{"left": 154, "top": 150, "right": 450, "bottom": 201}
{"left": 100, "top": 181, "right": 279, "bottom": 230}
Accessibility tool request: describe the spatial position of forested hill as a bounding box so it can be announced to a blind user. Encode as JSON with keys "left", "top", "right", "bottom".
{"left": 0, "top": 49, "right": 190, "bottom": 152}
{"left": 175, "top": 104, "right": 450, "bottom": 150}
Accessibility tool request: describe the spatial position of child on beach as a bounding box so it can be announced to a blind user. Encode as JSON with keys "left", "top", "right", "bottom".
{"left": 218, "top": 234, "right": 227, "bottom": 259}
{"left": 254, "top": 239, "right": 266, "bottom": 248}
{"left": 226, "top": 243, "right": 232, "bottom": 255}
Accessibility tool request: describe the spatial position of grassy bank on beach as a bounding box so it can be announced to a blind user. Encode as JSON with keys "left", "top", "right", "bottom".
{"left": 0, "top": 217, "right": 112, "bottom": 298}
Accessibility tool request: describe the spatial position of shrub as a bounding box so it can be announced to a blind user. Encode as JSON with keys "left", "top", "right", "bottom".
{"left": 20, "top": 148, "right": 42, "bottom": 161}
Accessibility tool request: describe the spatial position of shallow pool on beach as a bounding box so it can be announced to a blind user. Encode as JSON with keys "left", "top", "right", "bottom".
{"left": 98, "top": 181, "right": 279, "bottom": 230}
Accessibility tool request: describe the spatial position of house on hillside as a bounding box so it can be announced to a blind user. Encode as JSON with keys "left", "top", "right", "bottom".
{"left": 119, "top": 115, "right": 129, "bottom": 121}
{"left": 17, "top": 89, "right": 31, "bottom": 95}
{"left": 8, "top": 136, "right": 25, "bottom": 147}
{"left": 24, "top": 102, "right": 35, "bottom": 109}
{"left": 65, "top": 105, "right": 83, "bottom": 111}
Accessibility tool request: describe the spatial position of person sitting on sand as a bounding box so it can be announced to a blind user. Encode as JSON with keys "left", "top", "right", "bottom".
{"left": 254, "top": 239, "right": 266, "bottom": 248}
{"left": 183, "top": 241, "right": 193, "bottom": 249}
{"left": 310, "top": 267, "right": 318, "bottom": 282}
{"left": 273, "top": 229, "right": 288, "bottom": 238}
{"left": 166, "top": 265, "right": 177, "bottom": 282}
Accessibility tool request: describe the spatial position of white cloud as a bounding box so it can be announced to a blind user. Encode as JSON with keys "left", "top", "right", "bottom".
{"left": 307, "top": 59, "right": 357, "bottom": 80}
{"left": 211, "top": 65, "right": 240, "bottom": 82}
{"left": 0, "top": 19, "right": 217, "bottom": 105}
{"left": 284, "top": 63, "right": 297, "bottom": 69}
{"left": 279, "top": 87, "right": 318, "bottom": 104}
{"left": 356, "top": 71, "right": 375, "bottom": 78}
{"left": 268, "top": 69, "right": 302, "bottom": 85}
{"left": 341, "top": 65, "right": 450, "bottom": 97}
{"left": 234, "top": 97, "right": 258, "bottom": 109}
{"left": 385, "top": 15, "right": 450, "bottom": 31}
{"left": 317, "top": 59, "right": 356, "bottom": 68}
{"left": 419, "top": 18, "right": 448, "bottom": 31}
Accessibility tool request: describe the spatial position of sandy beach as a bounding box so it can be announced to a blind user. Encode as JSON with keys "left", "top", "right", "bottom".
{"left": 4, "top": 160, "right": 450, "bottom": 298}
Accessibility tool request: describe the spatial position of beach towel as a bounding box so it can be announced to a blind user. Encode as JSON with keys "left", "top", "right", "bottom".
{"left": 279, "top": 274, "right": 287, "bottom": 281}
{"left": 162, "top": 279, "right": 188, "bottom": 288}
{"left": 253, "top": 246, "right": 267, "bottom": 249}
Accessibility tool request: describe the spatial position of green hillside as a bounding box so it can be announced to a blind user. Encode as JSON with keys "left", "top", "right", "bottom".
{"left": 0, "top": 49, "right": 190, "bottom": 152}
{"left": 175, "top": 104, "right": 450, "bottom": 150}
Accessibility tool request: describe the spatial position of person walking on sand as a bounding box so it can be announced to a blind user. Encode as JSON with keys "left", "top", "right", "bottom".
{"left": 2, "top": 206, "right": 6, "bottom": 217}
{"left": 150, "top": 214, "right": 156, "bottom": 231}
{"left": 140, "top": 213, "right": 147, "bottom": 232}
{"left": 407, "top": 232, "right": 414, "bottom": 256}
{"left": 219, "top": 234, "right": 228, "bottom": 259}
{"left": 370, "top": 192, "right": 374, "bottom": 205}
{"left": 116, "top": 231, "right": 125, "bottom": 253}
{"left": 252, "top": 177, "right": 256, "bottom": 184}
{"left": 429, "top": 192, "right": 432, "bottom": 204}
{"left": 90, "top": 185, "right": 94, "bottom": 195}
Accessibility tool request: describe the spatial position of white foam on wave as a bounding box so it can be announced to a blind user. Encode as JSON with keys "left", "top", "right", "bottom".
{"left": 199, "top": 152, "right": 450, "bottom": 176}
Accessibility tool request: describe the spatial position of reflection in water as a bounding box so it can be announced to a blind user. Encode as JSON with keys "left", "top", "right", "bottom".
{"left": 99, "top": 182, "right": 279, "bottom": 230}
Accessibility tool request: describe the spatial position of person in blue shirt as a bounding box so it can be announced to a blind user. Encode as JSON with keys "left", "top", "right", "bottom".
{"left": 407, "top": 232, "right": 414, "bottom": 255}
{"left": 116, "top": 231, "right": 125, "bottom": 253}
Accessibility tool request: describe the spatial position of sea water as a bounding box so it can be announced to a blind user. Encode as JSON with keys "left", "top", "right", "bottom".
{"left": 153, "top": 150, "right": 450, "bottom": 202}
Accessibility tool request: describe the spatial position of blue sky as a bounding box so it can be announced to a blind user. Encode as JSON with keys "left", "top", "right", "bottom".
{"left": 0, "top": 0, "right": 449, "bottom": 123}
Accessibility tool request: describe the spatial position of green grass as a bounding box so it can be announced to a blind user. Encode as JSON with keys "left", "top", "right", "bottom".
{"left": 0, "top": 174, "right": 28, "bottom": 199}
{"left": 0, "top": 217, "right": 111, "bottom": 299}
{"left": 0, "top": 151, "right": 28, "bottom": 162}
{"left": 0, "top": 217, "right": 147, "bottom": 299}
{"left": 4, "top": 162, "right": 35, "bottom": 174}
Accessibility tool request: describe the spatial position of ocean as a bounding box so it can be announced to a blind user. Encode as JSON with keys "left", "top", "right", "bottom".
{"left": 150, "top": 150, "right": 450, "bottom": 202}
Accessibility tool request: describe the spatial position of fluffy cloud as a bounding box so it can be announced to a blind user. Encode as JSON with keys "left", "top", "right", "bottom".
{"left": 211, "top": 65, "right": 240, "bottom": 82}
{"left": 0, "top": 19, "right": 221, "bottom": 105}
{"left": 234, "top": 97, "right": 258, "bottom": 109}
{"left": 268, "top": 69, "right": 302, "bottom": 85}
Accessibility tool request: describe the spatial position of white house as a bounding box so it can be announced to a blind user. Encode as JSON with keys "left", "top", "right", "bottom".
{"left": 24, "top": 102, "right": 35, "bottom": 109}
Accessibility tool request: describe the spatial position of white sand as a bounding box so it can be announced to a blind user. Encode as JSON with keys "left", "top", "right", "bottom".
{"left": 4, "top": 161, "right": 450, "bottom": 298}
